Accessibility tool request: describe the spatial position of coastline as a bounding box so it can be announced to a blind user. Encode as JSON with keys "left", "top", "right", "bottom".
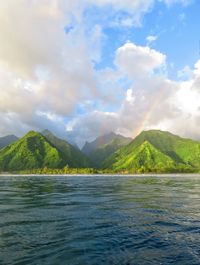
{"left": 1, "top": 173, "right": 200, "bottom": 177}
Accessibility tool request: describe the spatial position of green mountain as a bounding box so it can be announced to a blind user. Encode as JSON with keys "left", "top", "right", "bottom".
{"left": 103, "top": 130, "right": 200, "bottom": 173}
{"left": 42, "top": 130, "right": 90, "bottom": 168}
{"left": 82, "top": 132, "right": 132, "bottom": 167}
{"left": 0, "top": 135, "right": 18, "bottom": 149}
{"left": 1, "top": 129, "right": 200, "bottom": 173}
{"left": 0, "top": 130, "right": 90, "bottom": 172}
{"left": 0, "top": 131, "right": 63, "bottom": 171}
{"left": 82, "top": 132, "right": 118, "bottom": 155}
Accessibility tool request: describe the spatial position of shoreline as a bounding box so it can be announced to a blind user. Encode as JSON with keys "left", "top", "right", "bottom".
{"left": 1, "top": 173, "right": 200, "bottom": 177}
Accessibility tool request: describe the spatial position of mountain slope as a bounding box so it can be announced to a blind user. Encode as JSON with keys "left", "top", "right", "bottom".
{"left": 0, "top": 135, "right": 18, "bottom": 149}
{"left": 42, "top": 130, "right": 90, "bottom": 168}
{"left": 106, "top": 141, "right": 175, "bottom": 172}
{"left": 131, "top": 130, "right": 200, "bottom": 167}
{"left": 0, "top": 131, "right": 64, "bottom": 171}
{"left": 82, "top": 132, "right": 118, "bottom": 155}
{"left": 82, "top": 132, "right": 132, "bottom": 167}
{"left": 103, "top": 130, "right": 200, "bottom": 172}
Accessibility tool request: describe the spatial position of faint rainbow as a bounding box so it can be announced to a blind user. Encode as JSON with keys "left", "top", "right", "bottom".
{"left": 133, "top": 87, "right": 165, "bottom": 137}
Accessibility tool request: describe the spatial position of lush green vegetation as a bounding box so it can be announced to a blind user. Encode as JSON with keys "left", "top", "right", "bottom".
{"left": 0, "top": 131, "right": 63, "bottom": 171}
{"left": 42, "top": 130, "right": 90, "bottom": 168}
{"left": 19, "top": 166, "right": 113, "bottom": 175}
{"left": 1, "top": 129, "right": 200, "bottom": 174}
{"left": 103, "top": 130, "right": 200, "bottom": 173}
{"left": 82, "top": 132, "right": 132, "bottom": 167}
{"left": 0, "top": 131, "right": 90, "bottom": 172}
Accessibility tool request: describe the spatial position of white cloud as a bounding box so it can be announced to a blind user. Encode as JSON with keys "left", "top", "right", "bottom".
{"left": 89, "top": 0, "right": 154, "bottom": 21}
{"left": 65, "top": 45, "right": 200, "bottom": 145}
{"left": 0, "top": 0, "right": 196, "bottom": 144}
{"left": 65, "top": 78, "right": 179, "bottom": 145}
{"left": 115, "top": 42, "right": 166, "bottom": 79}
{"left": 146, "top": 35, "right": 158, "bottom": 45}
{"left": 194, "top": 60, "right": 200, "bottom": 77}
{"left": 66, "top": 111, "right": 119, "bottom": 146}
{"left": 121, "top": 18, "right": 135, "bottom": 27}
{"left": 0, "top": 0, "right": 101, "bottom": 137}
{"left": 126, "top": 89, "right": 135, "bottom": 104}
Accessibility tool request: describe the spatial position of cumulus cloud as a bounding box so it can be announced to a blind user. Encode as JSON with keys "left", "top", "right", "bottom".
{"left": 0, "top": 0, "right": 196, "bottom": 145}
{"left": 66, "top": 111, "right": 119, "bottom": 146}
{"left": 66, "top": 47, "right": 200, "bottom": 146}
{"left": 0, "top": 0, "right": 101, "bottom": 136}
{"left": 115, "top": 42, "right": 166, "bottom": 79}
{"left": 89, "top": 0, "right": 154, "bottom": 26}
{"left": 68, "top": 75, "right": 180, "bottom": 146}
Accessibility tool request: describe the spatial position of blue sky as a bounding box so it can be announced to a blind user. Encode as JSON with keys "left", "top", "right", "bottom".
{"left": 0, "top": 0, "right": 200, "bottom": 146}
{"left": 84, "top": 1, "right": 200, "bottom": 77}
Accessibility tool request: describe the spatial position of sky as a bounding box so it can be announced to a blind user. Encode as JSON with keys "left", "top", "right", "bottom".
{"left": 0, "top": 0, "right": 200, "bottom": 146}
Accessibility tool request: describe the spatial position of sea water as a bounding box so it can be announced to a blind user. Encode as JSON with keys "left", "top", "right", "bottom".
{"left": 0, "top": 175, "right": 200, "bottom": 265}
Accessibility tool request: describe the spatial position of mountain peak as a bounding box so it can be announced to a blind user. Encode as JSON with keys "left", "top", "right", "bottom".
{"left": 82, "top": 132, "right": 132, "bottom": 167}
{"left": 103, "top": 129, "right": 200, "bottom": 172}
{"left": 0, "top": 129, "right": 90, "bottom": 171}
{"left": 0, "top": 131, "right": 64, "bottom": 171}
{"left": 105, "top": 131, "right": 116, "bottom": 137}
{"left": 1, "top": 129, "right": 200, "bottom": 173}
{"left": 139, "top": 129, "right": 179, "bottom": 138}
{"left": 140, "top": 129, "right": 167, "bottom": 135}
{"left": 42, "top": 129, "right": 53, "bottom": 136}
{"left": 82, "top": 131, "right": 120, "bottom": 155}
{"left": 25, "top": 131, "right": 41, "bottom": 137}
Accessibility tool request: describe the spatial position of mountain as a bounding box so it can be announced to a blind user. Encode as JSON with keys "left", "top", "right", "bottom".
{"left": 0, "top": 130, "right": 90, "bottom": 172}
{"left": 0, "top": 131, "right": 64, "bottom": 171}
{"left": 1, "top": 129, "right": 200, "bottom": 173}
{"left": 82, "top": 132, "right": 117, "bottom": 155}
{"left": 103, "top": 130, "right": 200, "bottom": 173}
{"left": 0, "top": 135, "right": 18, "bottom": 149}
{"left": 42, "top": 130, "right": 90, "bottom": 168}
{"left": 82, "top": 132, "right": 132, "bottom": 167}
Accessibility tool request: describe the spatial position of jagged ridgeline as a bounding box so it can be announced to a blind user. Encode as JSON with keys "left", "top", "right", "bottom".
{"left": 103, "top": 130, "right": 200, "bottom": 173}
{"left": 82, "top": 132, "right": 132, "bottom": 168}
{"left": 0, "top": 135, "right": 18, "bottom": 149}
{"left": 1, "top": 129, "right": 200, "bottom": 173}
{"left": 0, "top": 131, "right": 90, "bottom": 171}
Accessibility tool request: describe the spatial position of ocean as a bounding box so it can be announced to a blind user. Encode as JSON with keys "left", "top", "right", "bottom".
{"left": 0, "top": 175, "right": 200, "bottom": 265}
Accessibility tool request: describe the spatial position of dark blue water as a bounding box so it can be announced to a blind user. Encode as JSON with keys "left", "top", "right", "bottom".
{"left": 0, "top": 176, "right": 200, "bottom": 265}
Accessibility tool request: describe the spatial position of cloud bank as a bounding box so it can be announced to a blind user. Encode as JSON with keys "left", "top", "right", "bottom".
{"left": 0, "top": 0, "right": 198, "bottom": 146}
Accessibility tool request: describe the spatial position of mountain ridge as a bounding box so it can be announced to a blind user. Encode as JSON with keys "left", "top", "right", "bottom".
{"left": 1, "top": 129, "right": 200, "bottom": 173}
{"left": 0, "top": 130, "right": 90, "bottom": 171}
{"left": 103, "top": 130, "right": 200, "bottom": 172}
{"left": 42, "top": 129, "right": 90, "bottom": 168}
{"left": 0, "top": 135, "right": 19, "bottom": 149}
{"left": 82, "top": 132, "right": 132, "bottom": 167}
{"left": 0, "top": 131, "right": 63, "bottom": 171}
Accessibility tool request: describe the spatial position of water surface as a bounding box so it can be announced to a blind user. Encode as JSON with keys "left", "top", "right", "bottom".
{"left": 0, "top": 175, "right": 200, "bottom": 265}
